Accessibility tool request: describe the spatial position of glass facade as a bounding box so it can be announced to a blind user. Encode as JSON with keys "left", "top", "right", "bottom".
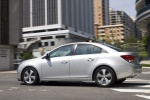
{"left": 32, "top": 0, "right": 45, "bottom": 26}
{"left": 23, "top": 0, "right": 30, "bottom": 28}
{"left": 47, "top": 0, "right": 58, "bottom": 25}
{"left": 0, "top": 0, "right": 9, "bottom": 44}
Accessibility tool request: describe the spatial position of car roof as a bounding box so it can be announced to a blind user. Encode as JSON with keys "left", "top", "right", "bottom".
{"left": 62, "top": 42, "right": 119, "bottom": 53}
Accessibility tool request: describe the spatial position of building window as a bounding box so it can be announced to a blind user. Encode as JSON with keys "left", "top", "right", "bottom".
{"left": 51, "top": 41, "right": 55, "bottom": 46}
{"left": 38, "top": 42, "right": 42, "bottom": 47}
{"left": 44, "top": 42, "right": 48, "bottom": 46}
{"left": 41, "top": 36, "right": 53, "bottom": 40}
{"left": 56, "top": 35, "right": 66, "bottom": 38}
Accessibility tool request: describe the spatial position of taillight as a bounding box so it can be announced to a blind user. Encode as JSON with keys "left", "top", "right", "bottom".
{"left": 121, "top": 55, "right": 135, "bottom": 63}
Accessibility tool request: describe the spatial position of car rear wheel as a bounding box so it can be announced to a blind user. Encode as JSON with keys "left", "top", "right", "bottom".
{"left": 22, "top": 67, "right": 39, "bottom": 85}
{"left": 94, "top": 67, "right": 116, "bottom": 87}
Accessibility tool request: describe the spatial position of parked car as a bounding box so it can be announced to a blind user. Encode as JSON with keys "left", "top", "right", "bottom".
{"left": 17, "top": 42, "right": 142, "bottom": 87}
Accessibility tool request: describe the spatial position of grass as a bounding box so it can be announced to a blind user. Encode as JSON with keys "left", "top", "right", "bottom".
{"left": 141, "top": 64, "right": 150, "bottom": 67}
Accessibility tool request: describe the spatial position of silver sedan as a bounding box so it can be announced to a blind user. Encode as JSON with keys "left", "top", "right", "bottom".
{"left": 17, "top": 42, "right": 142, "bottom": 87}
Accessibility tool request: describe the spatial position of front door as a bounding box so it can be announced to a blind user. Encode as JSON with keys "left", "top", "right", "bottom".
{"left": 41, "top": 44, "right": 73, "bottom": 79}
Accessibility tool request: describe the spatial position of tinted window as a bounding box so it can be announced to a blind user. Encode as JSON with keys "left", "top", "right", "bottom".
{"left": 104, "top": 44, "right": 122, "bottom": 52}
{"left": 75, "top": 44, "right": 102, "bottom": 55}
{"left": 50, "top": 45, "right": 73, "bottom": 58}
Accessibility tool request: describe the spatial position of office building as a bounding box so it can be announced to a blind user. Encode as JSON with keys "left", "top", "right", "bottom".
{"left": 20, "top": 0, "right": 94, "bottom": 57}
{"left": 136, "top": 0, "right": 150, "bottom": 57}
{"left": 94, "top": 0, "right": 109, "bottom": 38}
{"left": 0, "top": 0, "right": 22, "bottom": 70}
{"left": 97, "top": 24, "right": 131, "bottom": 44}
{"left": 109, "top": 8, "right": 135, "bottom": 35}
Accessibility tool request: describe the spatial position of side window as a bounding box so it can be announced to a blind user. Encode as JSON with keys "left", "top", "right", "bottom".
{"left": 50, "top": 45, "right": 73, "bottom": 58}
{"left": 75, "top": 44, "right": 102, "bottom": 55}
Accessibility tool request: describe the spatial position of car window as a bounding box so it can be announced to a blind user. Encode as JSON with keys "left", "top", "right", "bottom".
{"left": 50, "top": 45, "right": 73, "bottom": 58}
{"left": 104, "top": 43, "right": 122, "bottom": 52}
{"left": 75, "top": 44, "right": 102, "bottom": 55}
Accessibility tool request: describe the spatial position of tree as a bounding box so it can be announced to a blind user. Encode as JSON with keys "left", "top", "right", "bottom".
{"left": 20, "top": 51, "right": 34, "bottom": 60}
{"left": 124, "top": 34, "right": 138, "bottom": 43}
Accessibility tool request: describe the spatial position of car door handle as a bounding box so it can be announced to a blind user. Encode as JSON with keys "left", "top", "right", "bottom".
{"left": 87, "top": 58, "right": 94, "bottom": 62}
{"left": 61, "top": 61, "right": 68, "bottom": 64}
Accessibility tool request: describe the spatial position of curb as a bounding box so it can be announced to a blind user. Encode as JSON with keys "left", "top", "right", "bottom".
{"left": 0, "top": 70, "right": 17, "bottom": 74}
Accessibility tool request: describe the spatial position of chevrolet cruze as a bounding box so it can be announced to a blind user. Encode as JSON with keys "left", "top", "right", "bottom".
{"left": 17, "top": 42, "right": 142, "bottom": 87}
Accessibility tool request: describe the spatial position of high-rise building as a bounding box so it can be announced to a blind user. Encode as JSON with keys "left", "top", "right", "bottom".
{"left": 109, "top": 8, "right": 135, "bottom": 35}
{"left": 94, "top": 0, "right": 109, "bottom": 38}
{"left": 97, "top": 24, "right": 130, "bottom": 44}
{"left": 136, "top": 0, "right": 150, "bottom": 57}
{"left": 94, "top": 0, "right": 109, "bottom": 26}
{"left": 21, "top": 0, "right": 94, "bottom": 57}
{"left": 0, "top": 0, "right": 22, "bottom": 70}
{"left": 95, "top": 8, "right": 136, "bottom": 44}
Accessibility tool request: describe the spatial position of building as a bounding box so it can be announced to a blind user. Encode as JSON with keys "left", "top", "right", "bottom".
{"left": 136, "top": 0, "right": 150, "bottom": 57}
{"left": 94, "top": 0, "right": 109, "bottom": 38}
{"left": 0, "top": 0, "right": 22, "bottom": 70}
{"left": 97, "top": 24, "right": 131, "bottom": 44}
{"left": 109, "top": 8, "right": 135, "bottom": 35}
{"left": 20, "top": 0, "right": 94, "bottom": 57}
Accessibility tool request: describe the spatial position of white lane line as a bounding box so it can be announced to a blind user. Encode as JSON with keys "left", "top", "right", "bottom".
{"left": 142, "top": 72, "right": 150, "bottom": 74}
{"left": 8, "top": 87, "right": 20, "bottom": 91}
{"left": 139, "top": 85, "right": 150, "bottom": 88}
{"left": 111, "top": 89, "right": 150, "bottom": 93}
{"left": 40, "top": 90, "right": 49, "bottom": 92}
{"left": 0, "top": 90, "right": 4, "bottom": 92}
{"left": 27, "top": 89, "right": 36, "bottom": 91}
{"left": 136, "top": 95, "right": 150, "bottom": 100}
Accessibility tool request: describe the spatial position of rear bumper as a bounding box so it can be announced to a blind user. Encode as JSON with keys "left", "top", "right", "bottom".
{"left": 131, "top": 64, "right": 142, "bottom": 77}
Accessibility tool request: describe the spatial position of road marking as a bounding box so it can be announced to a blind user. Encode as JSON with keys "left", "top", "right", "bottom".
{"left": 142, "top": 72, "right": 150, "bottom": 74}
{"left": 0, "top": 90, "right": 4, "bottom": 92}
{"left": 111, "top": 89, "right": 150, "bottom": 93}
{"left": 40, "top": 90, "right": 49, "bottom": 92}
{"left": 139, "top": 85, "right": 150, "bottom": 88}
{"left": 136, "top": 95, "right": 150, "bottom": 100}
{"left": 8, "top": 87, "right": 20, "bottom": 90}
{"left": 27, "top": 89, "right": 36, "bottom": 91}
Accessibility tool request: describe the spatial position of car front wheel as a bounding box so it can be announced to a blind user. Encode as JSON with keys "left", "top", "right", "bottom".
{"left": 94, "top": 67, "right": 116, "bottom": 87}
{"left": 22, "top": 67, "right": 39, "bottom": 85}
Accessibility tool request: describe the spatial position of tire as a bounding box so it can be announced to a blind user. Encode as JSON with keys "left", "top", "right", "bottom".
{"left": 116, "top": 79, "right": 126, "bottom": 84}
{"left": 22, "top": 67, "right": 39, "bottom": 85}
{"left": 94, "top": 67, "right": 116, "bottom": 87}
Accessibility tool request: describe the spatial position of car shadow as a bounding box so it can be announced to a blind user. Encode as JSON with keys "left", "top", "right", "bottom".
{"left": 20, "top": 81, "right": 150, "bottom": 88}
{"left": 112, "top": 82, "right": 150, "bottom": 88}
{"left": 38, "top": 81, "right": 98, "bottom": 87}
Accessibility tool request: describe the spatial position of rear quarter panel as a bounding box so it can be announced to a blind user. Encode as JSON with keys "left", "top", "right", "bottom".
{"left": 90, "top": 53, "right": 134, "bottom": 79}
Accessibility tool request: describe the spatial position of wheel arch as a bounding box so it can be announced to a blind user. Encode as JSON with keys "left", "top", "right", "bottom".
{"left": 92, "top": 65, "right": 117, "bottom": 81}
{"left": 21, "top": 66, "right": 40, "bottom": 81}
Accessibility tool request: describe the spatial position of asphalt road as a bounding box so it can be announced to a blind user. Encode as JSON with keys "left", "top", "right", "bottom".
{"left": 0, "top": 68, "right": 150, "bottom": 100}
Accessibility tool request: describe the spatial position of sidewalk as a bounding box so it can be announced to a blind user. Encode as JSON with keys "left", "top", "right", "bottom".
{"left": 140, "top": 60, "right": 150, "bottom": 64}
{"left": 0, "top": 70, "right": 17, "bottom": 74}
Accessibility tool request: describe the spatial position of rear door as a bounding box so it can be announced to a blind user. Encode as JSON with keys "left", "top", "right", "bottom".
{"left": 70, "top": 44, "right": 102, "bottom": 78}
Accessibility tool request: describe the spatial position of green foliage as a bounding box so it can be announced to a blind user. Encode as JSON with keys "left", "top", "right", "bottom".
{"left": 125, "top": 35, "right": 138, "bottom": 43}
{"left": 20, "top": 51, "right": 34, "bottom": 60}
{"left": 141, "top": 64, "right": 150, "bottom": 67}
{"left": 141, "top": 35, "right": 148, "bottom": 45}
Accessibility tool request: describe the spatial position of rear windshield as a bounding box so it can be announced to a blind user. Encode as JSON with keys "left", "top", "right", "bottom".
{"left": 103, "top": 44, "right": 122, "bottom": 52}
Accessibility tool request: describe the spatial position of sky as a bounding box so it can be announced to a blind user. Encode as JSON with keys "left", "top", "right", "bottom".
{"left": 110, "top": 0, "right": 136, "bottom": 18}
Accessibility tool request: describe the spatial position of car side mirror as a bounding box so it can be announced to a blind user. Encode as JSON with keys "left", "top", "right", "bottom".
{"left": 45, "top": 54, "right": 49, "bottom": 59}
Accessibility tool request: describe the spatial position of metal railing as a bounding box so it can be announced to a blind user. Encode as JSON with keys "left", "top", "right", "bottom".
{"left": 137, "top": 4, "right": 150, "bottom": 16}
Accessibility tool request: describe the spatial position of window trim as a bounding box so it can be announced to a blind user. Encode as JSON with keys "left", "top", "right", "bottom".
{"left": 73, "top": 44, "right": 102, "bottom": 56}
{"left": 48, "top": 44, "right": 75, "bottom": 58}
